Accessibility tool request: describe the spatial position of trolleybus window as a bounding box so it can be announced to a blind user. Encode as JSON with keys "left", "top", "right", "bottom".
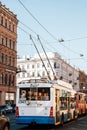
{"left": 19, "top": 87, "right": 50, "bottom": 102}
{"left": 60, "top": 97, "right": 67, "bottom": 110}
{"left": 60, "top": 90, "right": 67, "bottom": 110}
{"left": 70, "top": 97, "right": 75, "bottom": 109}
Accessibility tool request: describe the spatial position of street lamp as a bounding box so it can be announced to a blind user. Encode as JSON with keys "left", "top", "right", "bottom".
{"left": 58, "top": 38, "right": 64, "bottom": 43}
{"left": 80, "top": 54, "right": 84, "bottom": 57}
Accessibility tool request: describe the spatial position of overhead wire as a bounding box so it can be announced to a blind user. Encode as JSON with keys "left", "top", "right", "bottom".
{"left": 65, "top": 36, "right": 87, "bottom": 42}
{"left": 17, "top": 0, "right": 86, "bottom": 58}
{"left": 18, "top": 23, "right": 87, "bottom": 73}
{"left": 18, "top": 24, "right": 67, "bottom": 59}
{"left": 18, "top": 19, "right": 65, "bottom": 57}
{"left": 17, "top": 0, "right": 87, "bottom": 67}
{"left": 18, "top": 20, "right": 85, "bottom": 61}
{"left": 18, "top": 21, "right": 87, "bottom": 63}
{"left": 18, "top": 24, "right": 86, "bottom": 66}
{"left": 18, "top": 0, "right": 56, "bottom": 40}
{"left": 19, "top": 21, "right": 37, "bottom": 35}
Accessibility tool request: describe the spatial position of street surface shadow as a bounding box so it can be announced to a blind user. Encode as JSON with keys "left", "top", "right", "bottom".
{"left": 19, "top": 125, "right": 55, "bottom": 130}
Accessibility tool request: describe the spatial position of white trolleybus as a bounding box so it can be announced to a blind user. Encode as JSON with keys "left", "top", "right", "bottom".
{"left": 16, "top": 78, "right": 77, "bottom": 125}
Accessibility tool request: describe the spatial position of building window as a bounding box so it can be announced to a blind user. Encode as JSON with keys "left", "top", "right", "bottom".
{"left": 27, "top": 65, "right": 29, "bottom": 69}
{"left": 12, "top": 57, "right": 15, "bottom": 67}
{"left": 37, "top": 72, "right": 40, "bottom": 77}
{"left": 2, "top": 73, "right": 5, "bottom": 85}
{"left": 9, "top": 56, "right": 11, "bottom": 65}
{"left": 1, "top": 53, "right": 4, "bottom": 64}
{"left": 0, "top": 73, "right": 3, "bottom": 84}
{"left": 54, "top": 62, "right": 60, "bottom": 68}
{"left": 5, "top": 55, "right": 7, "bottom": 65}
{"left": 5, "top": 74, "right": 7, "bottom": 85}
{"left": 27, "top": 73, "right": 30, "bottom": 77}
{"left": 12, "top": 24, "right": 14, "bottom": 32}
{"left": 22, "top": 72, "right": 25, "bottom": 78}
{"left": 37, "top": 63, "right": 40, "bottom": 68}
{"left": 1, "top": 36, "right": 4, "bottom": 45}
{"left": 6, "top": 37, "right": 8, "bottom": 47}
{"left": 56, "top": 72, "right": 59, "bottom": 76}
{"left": 7, "top": 56, "right": 9, "bottom": 65}
{"left": 17, "top": 65, "right": 20, "bottom": 69}
{"left": 17, "top": 73, "right": 20, "bottom": 78}
{"left": 42, "top": 71, "right": 45, "bottom": 76}
{"left": 54, "top": 62, "right": 57, "bottom": 68}
{"left": 69, "top": 80, "right": 72, "bottom": 83}
{"left": 11, "top": 75, "right": 15, "bottom": 86}
{"left": 5, "top": 19, "right": 7, "bottom": 27}
{"left": 32, "top": 72, "right": 35, "bottom": 77}
{"left": 32, "top": 64, "right": 34, "bottom": 69}
{"left": 48, "top": 71, "right": 50, "bottom": 76}
{"left": 9, "top": 22, "right": 11, "bottom": 30}
{"left": 1, "top": 16, "right": 3, "bottom": 25}
{"left": 13, "top": 58, "right": 15, "bottom": 67}
{"left": 7, "top": 75, "right": 9, "bottom": 86}
{"left": 9, "top": 39, "right": 11, "bottom": 48}
{"left": 9, "top": 75, "right": 11, "bottom": 86}
{"left": 69, "top": 73, "right": 72, "bottom": 76}
{"left": 11, "top": 41, "right": 14, "bottom": 50}
{"left": 22, "top": 65, "right": 24, "bottom": 70}
{"left": 13, "top": 41, "right": 15, "bottom": 50}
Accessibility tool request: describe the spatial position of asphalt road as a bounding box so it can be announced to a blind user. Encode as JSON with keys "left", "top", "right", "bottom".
{"left": 6, "top": 113, "right": 87, "bottom": 130}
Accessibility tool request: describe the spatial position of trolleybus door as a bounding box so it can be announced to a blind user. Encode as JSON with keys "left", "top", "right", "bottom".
{"left": 55, "top": 89, "right": 60, "bottom": 124}
{"left": 67, "top": 93, "right": 71, "bottom": 120}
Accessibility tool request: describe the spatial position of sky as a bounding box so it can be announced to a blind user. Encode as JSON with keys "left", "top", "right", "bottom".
{"left": 1, "top": 0, "right": 87, "bottom": 73}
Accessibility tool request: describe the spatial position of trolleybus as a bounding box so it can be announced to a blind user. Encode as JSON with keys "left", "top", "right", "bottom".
{"left": 16, "top": 78, "right": 77, "bottom": 125}
{"left": 76, "top": 92, "right": 86, "bottom": 116}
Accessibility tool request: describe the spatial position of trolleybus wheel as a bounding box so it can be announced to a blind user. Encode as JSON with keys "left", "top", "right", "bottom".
{"left": 73, "top": 111, "right": 76, "bottom": 119}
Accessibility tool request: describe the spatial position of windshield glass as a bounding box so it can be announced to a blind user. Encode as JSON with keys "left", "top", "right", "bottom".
{"left": 19, "top": 87, "right": 50, "bottom": 101}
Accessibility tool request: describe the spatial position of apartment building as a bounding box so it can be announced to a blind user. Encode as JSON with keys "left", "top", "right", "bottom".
{"left": 0, "top": 2, "right": 18, "bottom": 105}
{"left": 79, "top": 70, "right": 87, "bottom": 93}
{"left": 17, "top": 52, "right": 79, "bottom": 91}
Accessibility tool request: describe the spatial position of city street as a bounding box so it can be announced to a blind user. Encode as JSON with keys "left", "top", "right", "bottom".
{"left": 1, "top": 1, "right": 87, "bottom": 130}
{"left": 6, "top": 113, "right": 87, "bottom": 130}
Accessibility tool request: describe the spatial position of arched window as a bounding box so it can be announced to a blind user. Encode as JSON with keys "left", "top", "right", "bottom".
{"left": 5, "top": 74, "right": 7, "bottom": 85}
{"left": 11, "top": 75, "right": 15, "bottom": 86}
{"left": 9, "top": 75, "right": 11, "bottom": 86}
{"left": 0, "top": 73, "right": 3, "bottom": 84}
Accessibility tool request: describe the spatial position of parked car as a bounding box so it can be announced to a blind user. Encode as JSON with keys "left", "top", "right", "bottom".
{"left": 0, "top": 105, "right": 13, "bottom": 114}
{"left": 5, "top": 104, "right": 13, "bottom": 113}
{"left": 11, "top": 104, "right": 16, "bottom": 112}
{"left": 0, "top": 113, "right": 10, "bottom": 130}
{"left": 0, "top": 106, "right": 7, "bottom": 114}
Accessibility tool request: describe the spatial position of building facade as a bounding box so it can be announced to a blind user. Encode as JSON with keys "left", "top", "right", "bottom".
{"left": 79, "top": 70, "right": 87, "bottom": 94}
{"left": 0, "top": 2, "right": 18, "bottom": 105}
{"left": 17, "top": 52, "right": 79, "bottom": 91}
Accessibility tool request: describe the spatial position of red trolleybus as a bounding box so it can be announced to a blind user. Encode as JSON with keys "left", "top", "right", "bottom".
{"left": 76, "top": 92, "right": 86, "bottom": 116}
